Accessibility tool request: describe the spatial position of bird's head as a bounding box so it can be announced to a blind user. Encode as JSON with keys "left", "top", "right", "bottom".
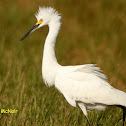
{"left": 20, "top": 7, "right": 61, "bottom": 41}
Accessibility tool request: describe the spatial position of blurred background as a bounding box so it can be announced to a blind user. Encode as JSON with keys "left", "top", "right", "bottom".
{"left": 0, "top": 0, "right": 126, "bottom": 125}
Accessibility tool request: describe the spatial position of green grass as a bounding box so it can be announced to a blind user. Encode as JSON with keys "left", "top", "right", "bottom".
{"left": 0, "top": 0, "right": 126, "bottom": 125}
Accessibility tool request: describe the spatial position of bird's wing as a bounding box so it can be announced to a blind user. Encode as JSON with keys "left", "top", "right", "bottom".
{"left": 55, "top": 64, "right": 118, "bottom": 107}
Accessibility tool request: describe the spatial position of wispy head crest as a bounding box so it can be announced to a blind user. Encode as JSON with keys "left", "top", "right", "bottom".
{"left": 35, "top": 7, "right": 61, "bottom": 22}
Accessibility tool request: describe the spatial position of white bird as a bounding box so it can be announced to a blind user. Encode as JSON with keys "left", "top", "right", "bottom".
{"left": 20, "top": 7, "right": 126, "bottom": 126}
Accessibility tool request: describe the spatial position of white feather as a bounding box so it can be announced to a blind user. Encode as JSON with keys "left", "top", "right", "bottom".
{"left": 55, "top": 65, "right": 126, "bottom": 108}
{"left": 22, "top": 7, "right": 126, "bottom": 124}
{"left": 35, "top": 7, "right": 126, "bottom": 117}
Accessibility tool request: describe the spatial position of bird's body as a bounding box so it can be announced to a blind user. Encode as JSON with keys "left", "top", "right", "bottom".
{"left": 20, "top": 7, "right": 126, "bottom": 125}
{"left": 55, "top": 65, "right": 126, "bottom": 108}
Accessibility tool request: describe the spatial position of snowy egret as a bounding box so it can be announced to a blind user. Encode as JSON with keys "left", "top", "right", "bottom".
{"left": 20, "top": 7, "right": 126, "bottom": 126}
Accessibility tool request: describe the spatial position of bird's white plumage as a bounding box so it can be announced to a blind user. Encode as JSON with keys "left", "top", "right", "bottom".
{"left": 34, "top": 6, "right": 126, "bottom": 111}
{"left": 35, "top": 7, "right": 61, "bottom": 28}
{"left": 55, "top": 64, "right": 126, "bottom": 108}
{"left": 23, "top": 7, "right": 126, "bottom": 124}
{"left": 35, "top": 7, "right": 62, "bottom": 87}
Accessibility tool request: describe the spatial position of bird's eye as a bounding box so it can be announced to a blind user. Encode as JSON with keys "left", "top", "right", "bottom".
{"left": 36, "top": 19, "right": 43, "bottom": 25}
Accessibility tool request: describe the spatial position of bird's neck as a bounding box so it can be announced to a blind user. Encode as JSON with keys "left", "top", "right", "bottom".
{"left": 42, "top": 19, "right": 61, "bottom": 86}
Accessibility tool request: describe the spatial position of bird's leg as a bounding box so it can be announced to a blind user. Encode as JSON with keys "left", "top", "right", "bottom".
{"left": 123, "top": 111, "right": 124, "bottom": 126}
{"left": 122, "top": 107, "right": 126, "bottom": 126}
{"left": 78, "top": 102, "right": 91, "bottom": 126}
{"left": 85, "top": 116, "right": 91, "bottom": 126}
{"left": 117, "top": 105, "right": 126, "bottom": 126}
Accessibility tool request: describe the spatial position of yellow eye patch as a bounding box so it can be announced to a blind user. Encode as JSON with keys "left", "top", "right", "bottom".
{"left": 36, "top": 19, "right": 43, "bottom": 25}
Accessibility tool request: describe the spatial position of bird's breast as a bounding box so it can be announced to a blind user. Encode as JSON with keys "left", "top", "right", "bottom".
{"left": 42, "top": 62, "right": 60, "bottom": 87}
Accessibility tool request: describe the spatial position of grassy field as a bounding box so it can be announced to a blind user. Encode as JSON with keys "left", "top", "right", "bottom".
{"left": 0, "top": 0, "right": 126, "bottom": 125}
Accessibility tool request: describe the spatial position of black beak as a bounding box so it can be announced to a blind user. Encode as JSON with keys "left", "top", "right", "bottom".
{"left": 19, "top": 24, "right": 40, "bottom": 41}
